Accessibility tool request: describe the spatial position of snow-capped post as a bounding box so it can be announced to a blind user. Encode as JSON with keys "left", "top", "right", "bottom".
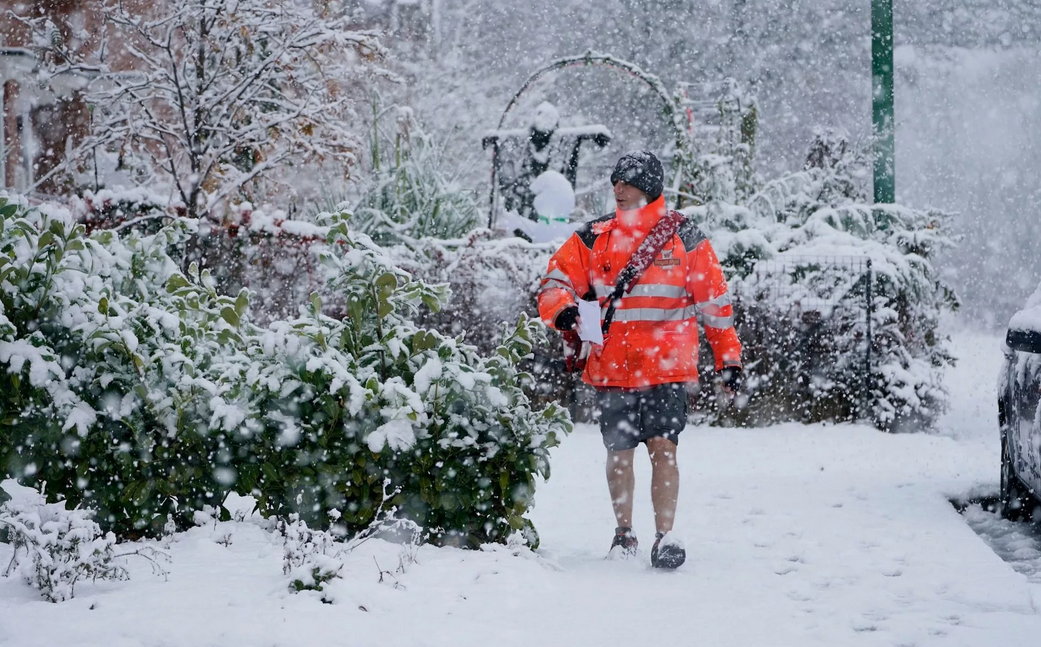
{"left": 872, "top": 0, "right": 895, "bottom": 205}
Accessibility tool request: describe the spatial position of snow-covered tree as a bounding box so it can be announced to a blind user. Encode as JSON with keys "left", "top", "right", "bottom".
{"left": 40, "top": 0, "right": 386, "bottom": 220}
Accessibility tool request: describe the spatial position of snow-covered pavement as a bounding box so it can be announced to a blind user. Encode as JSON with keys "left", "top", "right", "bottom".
{"left": 2, "top": 332, "right": 1041, "bottom": 646}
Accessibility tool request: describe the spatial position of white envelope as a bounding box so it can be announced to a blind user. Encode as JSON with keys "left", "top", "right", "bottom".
{"left": 576, "top": 298, "right": 604, "bottom": 346}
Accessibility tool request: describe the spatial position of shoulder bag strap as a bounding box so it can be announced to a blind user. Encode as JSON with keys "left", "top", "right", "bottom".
{"left": 601, "top": 210, "right": 686, "bottom": 335}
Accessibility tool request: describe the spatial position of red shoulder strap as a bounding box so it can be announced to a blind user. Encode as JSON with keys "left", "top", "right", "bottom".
{"left": 601, "top": 210, "right": 686, "bottom": 334}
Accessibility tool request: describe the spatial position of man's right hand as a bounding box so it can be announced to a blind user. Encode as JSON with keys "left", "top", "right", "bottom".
{"left": 555, "top": 306, "right": 580, "bottom": 331}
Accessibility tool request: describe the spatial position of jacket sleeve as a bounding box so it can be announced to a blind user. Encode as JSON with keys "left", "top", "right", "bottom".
{"left": 687, "top": 239, "right": 742, "bottom": 370}
{"left": 537, "top": 233, "right": 592, "bottom": 330}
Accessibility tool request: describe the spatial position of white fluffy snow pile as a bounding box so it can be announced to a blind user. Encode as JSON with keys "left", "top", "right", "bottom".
{"left": 530, "top": 170, "right": 576, "bottom": 223}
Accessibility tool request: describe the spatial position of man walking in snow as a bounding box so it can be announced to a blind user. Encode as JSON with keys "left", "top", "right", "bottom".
{"left": 537, "top": 151, "right": 743, "bottom": 568}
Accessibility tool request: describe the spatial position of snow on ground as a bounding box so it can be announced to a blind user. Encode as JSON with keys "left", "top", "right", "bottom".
{"left": 938, "top": 330, "right": 1007, "bottom": 446}
{"left": 2, "top": 330, "right": 1041, "bottom": 646}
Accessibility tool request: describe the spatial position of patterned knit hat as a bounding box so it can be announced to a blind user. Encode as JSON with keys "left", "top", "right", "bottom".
{"left": 610, "top": 150, "right": 664, "bottom": 201}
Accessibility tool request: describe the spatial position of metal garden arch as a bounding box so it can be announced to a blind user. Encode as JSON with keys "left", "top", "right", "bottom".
{"left": 487, "top": 52, "right": 696, "bottom": 227}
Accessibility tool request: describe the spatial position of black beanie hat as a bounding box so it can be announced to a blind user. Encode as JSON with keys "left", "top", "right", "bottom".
{"left": 610, "top": 150, "right": 664, "bottom": 201}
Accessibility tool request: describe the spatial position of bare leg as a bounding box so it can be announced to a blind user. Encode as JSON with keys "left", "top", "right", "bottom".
{"left": 646, "top": 437, "right": 679, "bottom": 534}
{"left": 606, "top": 449, "right": 636, "bottom": 529}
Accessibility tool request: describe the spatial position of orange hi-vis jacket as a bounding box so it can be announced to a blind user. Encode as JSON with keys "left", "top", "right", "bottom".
{"left": 537, "top": 195, "right": 742, "bottom": 390}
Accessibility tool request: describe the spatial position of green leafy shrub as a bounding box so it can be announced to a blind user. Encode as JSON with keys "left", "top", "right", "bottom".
{"left": 0, "top": 194, "right": 570, "bottom": 545}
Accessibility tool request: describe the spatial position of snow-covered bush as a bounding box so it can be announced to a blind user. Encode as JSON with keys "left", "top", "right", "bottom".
{"left": 280, "top": 514, "right": 343, "bottom": 593}
{"left": 237, "top": 212, "right": 569, "bottom": 545}
{"left": 0, "top": 193, "right": 569, "bottom": 545}
{"left": 71, "top": 187, "right": 184, "bottom": 235}
{"left": 187, "top": 202, "right": 328, "bottom": 323}
{"left": 696, "top": 131, "right": 957, "bottom": 430}
{"left": 0, "top": 193, "right": 241, "bottom": 536}
{"left": 0, "top": 500, "right": 127, "bottom": 603}
{"left": 395, "top": 231, "right": 551, "bottom": 354}
{"left": 182, "top": 108, "right": 481, "bottom": 324}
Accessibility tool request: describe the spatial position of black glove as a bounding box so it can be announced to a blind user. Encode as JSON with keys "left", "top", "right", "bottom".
{"left": 554, "top": 306, "right": 579, "bottom": 331}
{"left": 720, "top": 366, "right": 743, "bottom": 392}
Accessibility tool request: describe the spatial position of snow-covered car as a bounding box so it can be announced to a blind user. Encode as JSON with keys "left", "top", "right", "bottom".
{"left": 999, "top": 303, "right": 1041, "bottom": 521}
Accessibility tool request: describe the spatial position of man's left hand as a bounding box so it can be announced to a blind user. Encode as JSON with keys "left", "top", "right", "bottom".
{"left": 720, "top": 366, "right": 743, "bottom": 394}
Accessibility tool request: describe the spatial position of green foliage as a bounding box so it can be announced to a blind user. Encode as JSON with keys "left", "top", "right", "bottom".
{"left": 289, "top": 565, "right": 341, "bottom": 593}
{"left": 0, "top": 194, "right": 569, "bottom": 545}
{"left": 350, "top": 103, "right": 480, "bottom": 246}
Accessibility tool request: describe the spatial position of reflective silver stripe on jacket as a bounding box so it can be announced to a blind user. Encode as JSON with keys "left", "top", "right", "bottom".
{"left": 543, "top": 269, "right": 573, "bottom": 286}
{"left": 609, "top": 305, "right": 700, "bottom": 323}
{"left": 593, "top": 283, "right": 689, "bottom": 299}
{"left": 695, "top": 292, "right": 734, "bottom": 328}
{"left": 700, "top": 313, "right": 734, "bottom": 329}
{"left": 696, "top": 292, "right": 732, "bottom": 310}
{"left": 542, "top": 278, "right": 575, "bottom": 293}
{"left": 541, "top": 269, "right": 576, "bottom": 296}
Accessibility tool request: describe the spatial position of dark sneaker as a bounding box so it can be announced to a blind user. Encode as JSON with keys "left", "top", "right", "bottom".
{"left": 608, "top": 527, "right": 638, "bottom": 559}
{"left": 650, "top": 532, "right": 686, "bottom": 569}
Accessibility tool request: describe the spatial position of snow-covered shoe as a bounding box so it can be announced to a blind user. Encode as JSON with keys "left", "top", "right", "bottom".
{"left": 650, "top": 532, "right": 685, "bottom": 569}
{"left": 608, "top": 527, "right": 638, "bottom": 559}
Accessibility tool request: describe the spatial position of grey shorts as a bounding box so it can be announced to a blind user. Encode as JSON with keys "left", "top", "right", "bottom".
{"left": 597, "top": 383, "right": 688, "bottom": 451}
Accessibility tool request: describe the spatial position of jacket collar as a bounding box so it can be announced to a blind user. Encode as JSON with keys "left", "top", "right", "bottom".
{"left": 615, "top": 195, "right": 666, "bottom": 233}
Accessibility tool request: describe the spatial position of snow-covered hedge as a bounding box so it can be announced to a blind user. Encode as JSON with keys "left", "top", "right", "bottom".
{"left": 0, "top": 194, "right": 570, "bottom": 546}
{"left": 696, "top": 136, "right": 957, "bottom": 430}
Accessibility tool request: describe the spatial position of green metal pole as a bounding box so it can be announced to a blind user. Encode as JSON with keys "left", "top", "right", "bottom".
{"left": 872, "top": 0, "right": 895, "bottom": 204}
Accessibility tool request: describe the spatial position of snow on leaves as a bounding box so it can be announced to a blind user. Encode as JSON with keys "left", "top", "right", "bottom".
{"left": 0, "top": 194, "right": 570, "bottom": 547}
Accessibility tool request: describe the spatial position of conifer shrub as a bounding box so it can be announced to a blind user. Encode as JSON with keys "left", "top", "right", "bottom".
{"left": 694, "top": 131, "right": 958, "bottom": 430}
{"left": 0, "top": 194, "right": 569, "bottom": 546}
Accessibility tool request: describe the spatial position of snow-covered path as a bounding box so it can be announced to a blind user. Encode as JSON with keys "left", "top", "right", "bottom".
{"left": 2, "top": 332, "right": 1041, "bottom": 646}
{"left": 532, "top": 423, "right": 1040, "bottom": 646}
